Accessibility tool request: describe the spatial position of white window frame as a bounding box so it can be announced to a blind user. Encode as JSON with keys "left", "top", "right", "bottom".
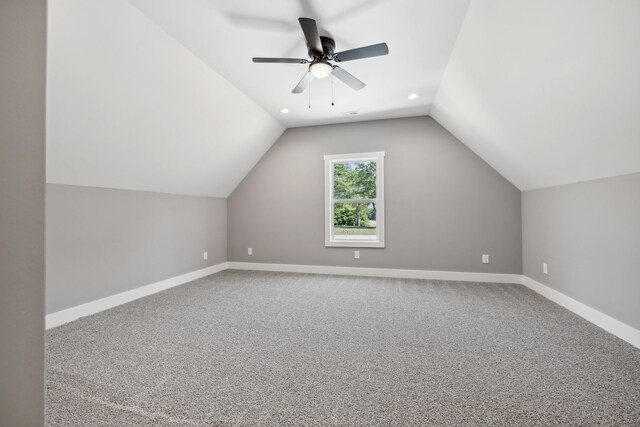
{"left": 324, "top": 151, "right": 385, "bottom": 248}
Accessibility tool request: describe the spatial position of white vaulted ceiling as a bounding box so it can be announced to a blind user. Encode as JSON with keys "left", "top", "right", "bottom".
{"left": 47, "top": 0, "right": 285, "bottom": 197}
{"left": 431, "top": 0, "right": 640, "bottom": 190}
{"left": 47, "top": 0, "right": 640, "bottom": 195}
{"left": 128, "top": 0, "right": 472, "bottom": 127}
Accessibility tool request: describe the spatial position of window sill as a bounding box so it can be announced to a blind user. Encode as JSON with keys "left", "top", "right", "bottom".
{"left": 325, "top": 240, "right": 385, "bottom": 248}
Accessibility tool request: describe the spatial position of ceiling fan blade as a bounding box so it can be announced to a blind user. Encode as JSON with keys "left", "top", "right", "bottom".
{"left": 298, "top": 18, "right": 323, "bottom": 54}
{"left": 292, "top": 72, "right": 312, "bottom": 94}
{"left": 253, "top": 57, "right": 309, "bottom": 64}
{"left": 334, "top": 43, "right": 389, "bottom": 62}
{"left": 332, "top": 66, "right": 365, "bottom": 91}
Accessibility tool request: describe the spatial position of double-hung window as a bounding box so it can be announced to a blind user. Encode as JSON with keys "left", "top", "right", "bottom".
{"left": 324, "top": 152, "right": 385, "bottom": 248}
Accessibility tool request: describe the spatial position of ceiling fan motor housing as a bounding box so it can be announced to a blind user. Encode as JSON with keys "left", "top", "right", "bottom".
{"left": 310, "top": 36, "right": 336, "bottom": 59}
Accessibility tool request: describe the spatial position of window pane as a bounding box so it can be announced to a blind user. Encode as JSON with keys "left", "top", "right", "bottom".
{"left": 333, "top": 202, "right": 377, "bottom": 240}
{"left": 333, "top": 161, "right": 376, "bottom": 200}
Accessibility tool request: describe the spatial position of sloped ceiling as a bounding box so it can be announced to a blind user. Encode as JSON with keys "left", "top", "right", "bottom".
{"left": 47, "top": 0, "right": 285, "bottom": 197}
{"left": 128, "top": 0, "right": 472, "bottom": 128}
{"left": 432, "top": 0, "right": 640, "bottom": 190}
{"left": 47, "top": 0, "right": 640, "bottom": 196}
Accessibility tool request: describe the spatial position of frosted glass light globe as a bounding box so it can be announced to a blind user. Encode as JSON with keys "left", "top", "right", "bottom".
{"left": 310, "top": 61, "right": 333, "bottom": 79}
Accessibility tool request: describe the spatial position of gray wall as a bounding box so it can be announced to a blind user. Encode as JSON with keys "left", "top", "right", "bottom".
{"left": 0, "top": 0, "right": 46, "bottom": 425}
{"left": 46, "top": 184, "right": 227, "bottom": 313}
{"left": 523, "top": 172, "right": 640, "bottom": 330}
{"left": 228, "top": 117, "right": 522, "bottom": 273}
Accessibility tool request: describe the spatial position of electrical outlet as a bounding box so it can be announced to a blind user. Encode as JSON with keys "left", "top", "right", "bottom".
{"left": 248, "top": 248, "right": 253, "bottom": 256}
{"left": 354, "top": 250, "right": 360, "bottom": 259}
{"left": 482, "top": 254, "right": 489, "bottom": 264}
{"left": 203, "top": 251, "right": 208, "bottom": 260}
{"left": 543, "top": 263, "right": 548, "bottom": 274}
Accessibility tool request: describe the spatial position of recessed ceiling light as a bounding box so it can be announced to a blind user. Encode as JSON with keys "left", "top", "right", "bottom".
{"left": 408, "top": 93, "right": 419, "bottom": 100}
{"left": 280, "top": 108, "right": 290, "bottom": 114}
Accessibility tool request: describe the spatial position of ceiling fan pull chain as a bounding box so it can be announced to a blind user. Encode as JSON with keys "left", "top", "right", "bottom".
{"left": 331, "top": 75, "right": 335, "bottom": 106}
{"left": 308, "top": 74, "right": 312, "bottom": 109}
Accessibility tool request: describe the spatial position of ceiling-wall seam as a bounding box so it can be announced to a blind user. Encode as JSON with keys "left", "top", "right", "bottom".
{"left": 428, "top": 0, "right": 475, "bottom": 116}
{"left": 126, "top": 0, "right": 287, "bottom": 128}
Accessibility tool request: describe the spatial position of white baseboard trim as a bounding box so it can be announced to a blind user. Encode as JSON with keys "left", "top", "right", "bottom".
{"left": 227, "top": 262, "right": 521, "bottom": 284}
{"left": 522, "top": 275, "right": 640, "bottom": 349}
{"left": 45, "top": 262, "right": 229, "bottom": 329}
{"left": 45, "top": 261, "right": 639, "bottom": 350}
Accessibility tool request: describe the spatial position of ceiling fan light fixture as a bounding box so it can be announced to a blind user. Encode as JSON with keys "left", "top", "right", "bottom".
{"left": 252, "top": 17, "right": 389, "bottom": 93}
{"left": 309, "top": 61, "right": 333, "bottom": 79}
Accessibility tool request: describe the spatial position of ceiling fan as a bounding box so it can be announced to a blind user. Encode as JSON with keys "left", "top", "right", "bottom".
{"left": 252, "top": 18, "right": 389, "bottom": 94}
